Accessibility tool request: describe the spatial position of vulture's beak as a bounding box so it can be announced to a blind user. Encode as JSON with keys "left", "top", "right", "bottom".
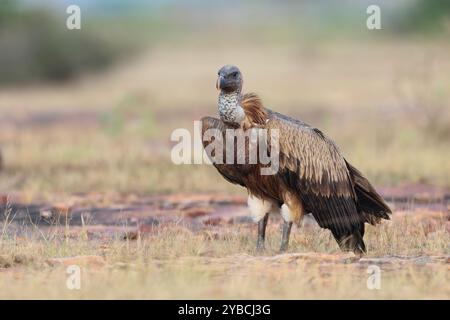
{"left": 216, "top": 75, "right": 224, "bottom": 91}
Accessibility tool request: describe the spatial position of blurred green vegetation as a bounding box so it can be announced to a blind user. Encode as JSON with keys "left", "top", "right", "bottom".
{"left": 1, "top": 0, "right": 449, "bottom": 85}
{"left": 393, "top": 0, "right": 450, "bottom": 34}
{"left": 0, "top": 1, "right": 137, "bottom": 85}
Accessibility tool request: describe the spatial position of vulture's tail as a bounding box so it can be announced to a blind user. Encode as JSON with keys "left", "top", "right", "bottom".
{"left": 345, "top": 160, "right": 391, "bottom": 225}
{"left": 331, "top": 224, "right": 366, "bottom": 255}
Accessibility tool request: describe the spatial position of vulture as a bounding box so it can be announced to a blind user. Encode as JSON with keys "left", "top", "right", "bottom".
{"left": 201, "top": 65, "right": 391, "bottom": 254}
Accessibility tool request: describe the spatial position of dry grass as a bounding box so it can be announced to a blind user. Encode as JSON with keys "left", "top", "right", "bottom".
{"left": 1, "top": 39, "right": 450, "bottom": 199}
{"left": 0, "top": 212, "right": 448, "bottom": 299}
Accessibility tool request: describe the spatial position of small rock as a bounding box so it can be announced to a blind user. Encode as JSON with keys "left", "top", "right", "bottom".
{"left": 230, "top": 216, "right": 253, "bottom": 224}
{"left": 0, "top": 255, "right": 12, "bottom": 268}
{"left": 13, "top": 254, "right": 32, "bottom": 265}
{"left": 40, "top": 210, "right": 53, "bottom": 219}
{"left": 122, "top": 230, "right": 139, "bottom": 240}
{"left": 202, "top": 217, "right": 224, "bottom": 226}
{"left": 160, "top": 201, "right": 175, "bottom": 210}
{"left": 52, "top": 204, "right": 72, "bottom": 216}
{"left": 0, "top": 194, "right": 8, "bottom": 205}
{"left": 141, "top": 217, "right": 160, "bottom": 226}
{"left": 183, "top": 208, "right": 211, "bottom": 218}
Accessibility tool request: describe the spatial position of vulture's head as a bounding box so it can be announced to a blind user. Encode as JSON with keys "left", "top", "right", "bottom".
{"left": 216, "top": 65, "right": 243, "bottom": 93}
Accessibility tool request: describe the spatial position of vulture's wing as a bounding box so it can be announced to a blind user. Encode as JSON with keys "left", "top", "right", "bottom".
{"left": 200, "top": 116, "right": 246, "bottom": 187}
{"left": 267, "top": 112, "right": 364, "bottom": 245}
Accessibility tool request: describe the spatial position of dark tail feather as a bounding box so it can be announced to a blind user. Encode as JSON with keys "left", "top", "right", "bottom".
{"left": 345, "top": 160, "right": 391, "bottom": 225}
{"left": 331, "top": 224, "right": 366, "bottom": 255}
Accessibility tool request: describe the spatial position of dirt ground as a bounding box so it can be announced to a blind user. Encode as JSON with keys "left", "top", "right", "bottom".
{"left": 0, "top": 185, "right": 448, "bottom": 299}
{"left": 1, "top": 184, "right": 449, "bottom": 240}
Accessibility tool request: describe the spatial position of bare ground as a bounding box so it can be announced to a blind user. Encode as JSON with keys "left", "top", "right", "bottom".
{"left": 0, "top": 185, "right": 448, "bottom": 299}
{"left": 1, "top": 184, "right": 449, "bottom": 240}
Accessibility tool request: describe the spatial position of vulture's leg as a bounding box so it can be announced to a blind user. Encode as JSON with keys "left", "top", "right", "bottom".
{"left": 279, "top": 194, "right": 304, "bottom": 252}
{"left": 247, "top": 195, "right": 274, "bottom": 252}
{"left": 279, "top": 221, "right": 293, "bottom": 252}
{"left": 256, "top": 213, "right": 269, "bottom": 251}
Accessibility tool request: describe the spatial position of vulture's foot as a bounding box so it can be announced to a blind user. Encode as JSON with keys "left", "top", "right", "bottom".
{"left": 279, "top": 221, "right": 293, "bottom": 252}
{"left": 256, "top": 240, "right": 265, "bottom": 252}
{"left": 256, "top": 213, "right": 269, "bottom": 252}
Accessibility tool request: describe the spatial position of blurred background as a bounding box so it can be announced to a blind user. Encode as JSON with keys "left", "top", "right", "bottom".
{"left": 0, "top": 0, "right": 449, "bottom": 200}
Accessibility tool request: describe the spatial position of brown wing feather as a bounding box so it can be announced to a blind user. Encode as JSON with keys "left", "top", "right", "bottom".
{"left": 267, "top": 112, "right": 365, "bottom": 248}
{"left": 200, "top": 115, "right": 284, "bottom": 205}
{"left": 200, "top": 116, "right": 246, "bottom": 187}
{"left": 267, "top": 111, "right": 354, "bottom": 197}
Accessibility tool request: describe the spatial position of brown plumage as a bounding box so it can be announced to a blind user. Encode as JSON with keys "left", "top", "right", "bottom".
{"left": 241, "top": 93, "right": 267, "bottom": 128}
{"left": 203, "top": 65, "right": 391, "bottom": 254}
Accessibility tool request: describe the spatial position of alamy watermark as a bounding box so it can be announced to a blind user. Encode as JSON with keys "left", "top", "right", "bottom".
{"left": 66, "top": 5, "right": 81, "bottom": 30}
{"left": 367, "top": 5, "right": 381, "bottom": 30}
{"left": 366, "top": 265, "right": 381, "bottom": 290}
{"left": 66, "top": 265, "right": 81, "bottom": 290}
{"left": 171, "top": 121, "right": 280, "bottom": 175}
{"left": 64, "top": 4, "right": 381, "bottom": 31}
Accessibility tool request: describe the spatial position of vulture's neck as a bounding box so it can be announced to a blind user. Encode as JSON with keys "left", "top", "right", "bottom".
{"left": 218, "top": 92, "right": 245, "bottom": 125}
{"left": 218, "top": 91, "right": 268, "bottom": 127}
